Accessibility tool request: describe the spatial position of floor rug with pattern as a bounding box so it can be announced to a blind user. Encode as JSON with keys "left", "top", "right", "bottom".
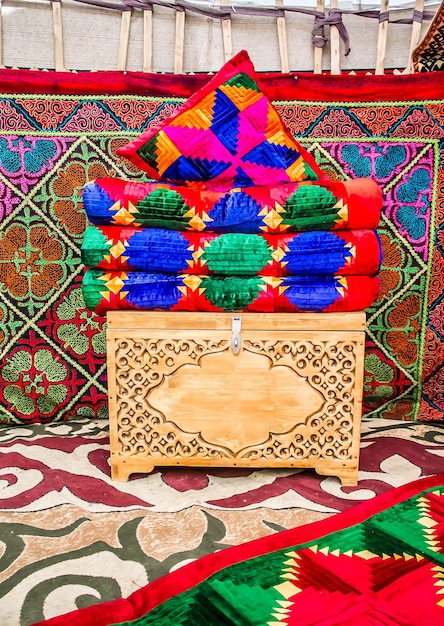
{"left": 0, "top": 418, "right": 443, "bottom": 625}
{"left": 34, "top": 472, "right": 444, "bottom": 626}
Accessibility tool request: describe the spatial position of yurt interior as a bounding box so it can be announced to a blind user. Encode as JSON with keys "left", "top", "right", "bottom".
{"left": 1, "top": 2, "right": 444, "bottom": 625}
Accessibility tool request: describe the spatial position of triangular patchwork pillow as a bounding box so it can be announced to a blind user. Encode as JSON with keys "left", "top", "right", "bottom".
{"left": 117, "top": 50, "right": 324, "bottom": 190}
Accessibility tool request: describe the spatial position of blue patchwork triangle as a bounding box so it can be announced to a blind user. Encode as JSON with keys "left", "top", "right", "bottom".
{"left": 233, "top": 167, "right": 256, "bottom": 188}
{"left": 243, "top": 141, "right": 301, "bottom": 169}
{"left": 210, "top": 89, "right": 241, "bottom": 155}
{"left": 163, "top": 155, "right": 230, "bottom": 183}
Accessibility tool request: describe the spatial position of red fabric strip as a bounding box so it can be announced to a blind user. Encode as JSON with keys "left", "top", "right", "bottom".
{"left": 0, "top": 66, "right": 443, "bottom": 101}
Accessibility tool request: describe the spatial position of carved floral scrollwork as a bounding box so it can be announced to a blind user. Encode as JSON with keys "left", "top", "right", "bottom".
{"left": 113, "top": 337, "right": 228, "bottom": 454}
{"left": 241, "top": 339, "right": 358, "bottom": 461}
{"left": 111, "top": 336, "right": 362, "bottom": 465}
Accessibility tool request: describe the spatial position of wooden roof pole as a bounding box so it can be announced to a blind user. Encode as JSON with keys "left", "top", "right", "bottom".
{"left": 330, "top": 0, "right": 341, "bottom": 75}
{"left": 406, "top": 0, "right": 425, "bottom": 72}
{"left": 314, "top": 0, "right": 325, "bottom": 74}
{"left": 276, "top": 0, "right": 289, "bottom": 73}
{"left": 0, "top": 1, "right": 3, "bottom": 68}
{"left": 375, "top": 0, "right": 389, "bottom": 75}
{"left": 52, "top": 0, "right": 65, "bottom": 71}
{"left": 117, "top": 9, "right": 131, "bottom": 71}
{"left": 220, "top": 0, "right": 233, "bottom": 61}
{"left": 174, "top": 6, "right": 185, "bottom": 73}
{"left": 143, "top": 8, "right": 153, "bottom": 73}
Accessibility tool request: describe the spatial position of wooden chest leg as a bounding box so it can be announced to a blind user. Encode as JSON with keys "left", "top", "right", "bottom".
{"left": 338, "top": 468, "right": 359, "bottom": 487}
{"left": 110, "top": 459, "right": 155, "bottom": 482}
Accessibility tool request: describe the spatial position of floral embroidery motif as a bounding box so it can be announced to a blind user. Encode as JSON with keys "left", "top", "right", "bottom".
{"left": 1, "top": 347, "right": 68, "bottom": 417}
{"left": 0, "top": 224, "right": 65, "bottom": 304}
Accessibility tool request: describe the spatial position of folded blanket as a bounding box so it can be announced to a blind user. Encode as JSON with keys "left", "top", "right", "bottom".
{"left": 82, "top": 225, "right": 381, "bottom": 277}
{"left": 82, "top": 177, "right": 382, "bottom": 233}
{"left": 82, "top": 270, "right": 379, "bottom": 314}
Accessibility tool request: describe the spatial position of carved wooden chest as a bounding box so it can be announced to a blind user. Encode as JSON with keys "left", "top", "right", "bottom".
{"left": 106, "top": 311, "right": 366, "bottom": 485}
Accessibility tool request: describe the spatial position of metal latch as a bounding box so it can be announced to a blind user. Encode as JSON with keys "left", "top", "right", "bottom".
{"left": 231, "top": 316, "right": 242, "bottom": 355}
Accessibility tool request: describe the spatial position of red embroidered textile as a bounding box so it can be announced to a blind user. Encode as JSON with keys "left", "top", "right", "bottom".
{"left": 0, "top": 68, "right": 442, "bottom": 423}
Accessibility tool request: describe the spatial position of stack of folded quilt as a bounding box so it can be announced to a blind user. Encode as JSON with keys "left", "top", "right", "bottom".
{"left": 81, "top": 50, "right": 382, "bottom": 315}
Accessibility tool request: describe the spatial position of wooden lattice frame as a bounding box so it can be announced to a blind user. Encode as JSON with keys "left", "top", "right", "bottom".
{"left": 0, "top": 0, "right": 439, "bottom": 74}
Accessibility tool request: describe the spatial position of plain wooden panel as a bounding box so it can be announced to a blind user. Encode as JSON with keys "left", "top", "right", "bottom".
{"left": 107, "top": 311, "right": 367, "bottom": 332}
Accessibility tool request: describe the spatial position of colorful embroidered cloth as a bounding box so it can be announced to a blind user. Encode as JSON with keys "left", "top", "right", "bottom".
{"left": 82, "top": 177, "right": 382, "bottom": 233}
{"left": 82, "top": 226, "right": 382, "bottom": 276}
{"left": 0, "top": 69, "right": 442, "bottom": 424}
{"left": 32, "top": 473, "right": 444, "bottom": 626}
{"left": 82, "top": 270, "right": 379, "bottom": 315}
{"left": 116, "top": 50, "right": 323, "bottom": 189}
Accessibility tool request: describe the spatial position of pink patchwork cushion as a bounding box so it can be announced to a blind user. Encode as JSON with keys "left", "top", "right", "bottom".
{"left": 117, "top": 50, "right": 324, "bottom": 190}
